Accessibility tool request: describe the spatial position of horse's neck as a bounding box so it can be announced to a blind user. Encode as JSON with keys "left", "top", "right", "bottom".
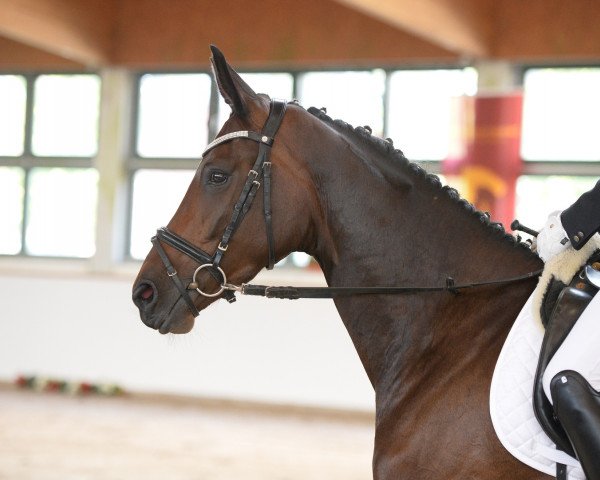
{"left": 305, "top": 134, "right": 541, "bottom": 393}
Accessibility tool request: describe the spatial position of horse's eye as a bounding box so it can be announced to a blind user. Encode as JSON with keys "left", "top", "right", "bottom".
{"left": 208, "top": 171, "right": 229, "bottom": 185}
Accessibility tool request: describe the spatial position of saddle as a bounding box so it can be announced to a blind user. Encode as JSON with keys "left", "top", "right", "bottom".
{"left": 533, "top": 251, "right": 600, "bottom": 458}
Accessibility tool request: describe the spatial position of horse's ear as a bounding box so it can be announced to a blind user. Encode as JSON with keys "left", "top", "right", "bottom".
{"left": 210, "top": 45, "right": 257, "bottom": 117}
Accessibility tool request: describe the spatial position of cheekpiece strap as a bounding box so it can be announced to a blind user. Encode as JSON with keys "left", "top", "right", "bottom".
{"left": 261, "top": 100, "right": 287, "bottom": 138}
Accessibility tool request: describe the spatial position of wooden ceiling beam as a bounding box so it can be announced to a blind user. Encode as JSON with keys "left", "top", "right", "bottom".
{"left": 3, "top": 0, "right": 599, "bottom": 71}
{"left": 0, "top": 35, "right": 82, "bottom": 70}
{"left": 112, "top": 0, "right": 458, "bottom": 69}
{"left": 493, "top": 0, "right": 600, "bottom": 62}
{"left": 0, "top": 0, "right": 114, "bottom": 67}
{"left": 332, "top": 0, "right": 493, "bottom": 58}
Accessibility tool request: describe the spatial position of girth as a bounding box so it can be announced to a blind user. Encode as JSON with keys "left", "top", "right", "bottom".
{"left": 151, "top": 99, "right": 288, "bottom": 316}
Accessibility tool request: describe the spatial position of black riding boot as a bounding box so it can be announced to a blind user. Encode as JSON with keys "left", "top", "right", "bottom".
{"left": 551, "top": 370, "right": 600, "bottom": 480}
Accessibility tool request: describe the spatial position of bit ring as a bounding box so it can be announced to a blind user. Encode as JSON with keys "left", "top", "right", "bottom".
{"left": 192, "top": 264, "right": 227, "bottom": 298}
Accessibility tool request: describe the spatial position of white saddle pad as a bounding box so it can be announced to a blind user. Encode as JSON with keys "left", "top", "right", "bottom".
{"left": 489, "top": 296, "right": 585, "bottom": 479}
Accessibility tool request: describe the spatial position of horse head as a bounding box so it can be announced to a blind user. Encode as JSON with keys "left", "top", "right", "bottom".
{"left": 132, "top": 46, "right": 320, "bottom": 334}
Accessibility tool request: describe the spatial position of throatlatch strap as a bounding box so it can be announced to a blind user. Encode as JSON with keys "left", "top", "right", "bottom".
{"left": 263, "top": 160, "right": 275, "bottom": 269}
{"left": 260, "top": 100, "right": 286, "bottom": 269}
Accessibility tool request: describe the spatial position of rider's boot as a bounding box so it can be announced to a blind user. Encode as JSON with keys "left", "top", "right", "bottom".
{"left": 551, "top": 370, "right": 600, "bottom": 480}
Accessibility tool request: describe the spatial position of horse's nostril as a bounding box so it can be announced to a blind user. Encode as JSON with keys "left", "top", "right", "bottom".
{"left": 141, "top": 286, "right": 154, "bottom": 301}
{"left": 133, "top": 282, "right": 156, "bottom": 306}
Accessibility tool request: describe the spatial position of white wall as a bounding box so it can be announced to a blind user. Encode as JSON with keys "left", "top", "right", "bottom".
{"left": 0, "top": 264, "right": 374, "bottom": 412}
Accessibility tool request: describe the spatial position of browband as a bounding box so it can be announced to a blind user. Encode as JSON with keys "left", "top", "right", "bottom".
{"left": 202, "top": 131, "right": 274, "bottom": 157}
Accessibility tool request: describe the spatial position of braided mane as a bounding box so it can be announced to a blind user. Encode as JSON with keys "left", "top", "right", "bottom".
{"left": 306, "top": 106, "right": 533, "bottom": 251}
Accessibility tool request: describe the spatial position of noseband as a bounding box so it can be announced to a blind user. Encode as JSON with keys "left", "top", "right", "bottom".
{"left": 151, "top": 100, "right": 288, "bottom": 316}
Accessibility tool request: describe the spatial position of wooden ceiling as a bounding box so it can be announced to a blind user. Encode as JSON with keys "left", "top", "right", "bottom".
{"left": 1, "top": 0, "right": 600, "bottom": 71}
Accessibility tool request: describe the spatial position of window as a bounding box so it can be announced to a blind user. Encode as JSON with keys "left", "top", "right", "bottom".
{"left": 0, "top": 75, "right": 26, "bottom": 156}
{"left": 25, "top": 167, "right": 99, "bottom": 257}
{"left": 0, "top": 74, "right": 100, "bottom": 257}
{"left": 0, "top": 167, "right": 25, "bottom": 254}
{"left": 137, "top": 74, "right": 212, "bottom": 158}
{"left": 298, "top": 71, "right": 385, "bottom": 136}
{"left": 5, "top": 65, "right": 598, "bottom": 267}
{"left": 516, "top": 176, "right": 598, "bottom": 229}
{"left": 522, "top": 68, "right": 600, "bottom": 161}
{"left": 129, "top": 169, "right": 196, "bottom": 259}
{"left": 517, "top": 68, "right": 600, "bottom": 226}
{"left": 387, "top": 69, "right": 477, "bottom": 161}
{"left": 128, "top": 73, "right": 213, "bottom": 259}
{"left": 32, "top": 75, "right": 100, "bottom": 157}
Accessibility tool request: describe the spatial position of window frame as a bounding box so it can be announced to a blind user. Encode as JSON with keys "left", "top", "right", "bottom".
{"left": 125, "top": 70, "right": 218, "bottom": 260}
{"left": 4, "top": 64, "right": 599, "bottom": 266}
{"left": 0, "top": 71, "right": 100, "bottom": 259}
{"left": 517, "top": 64, "right": 600, "bottom": 178}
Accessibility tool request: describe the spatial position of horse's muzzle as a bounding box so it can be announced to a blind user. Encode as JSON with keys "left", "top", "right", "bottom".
{"left": 132, "top": 279, "right": 197, "bottom": 334}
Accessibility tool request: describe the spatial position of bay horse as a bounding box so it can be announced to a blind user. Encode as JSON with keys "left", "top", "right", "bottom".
{"left": 133, "top": 46, "right": 546, "bottom": 479}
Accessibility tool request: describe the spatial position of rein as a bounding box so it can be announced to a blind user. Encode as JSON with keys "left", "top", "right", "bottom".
{"left": 225, "top": 269, "right": 543, "bottom": 300}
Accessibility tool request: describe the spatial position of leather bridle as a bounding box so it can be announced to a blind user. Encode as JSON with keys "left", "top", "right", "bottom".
{"left": 151, "top": 99, "right": 288, "bottom": 316}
